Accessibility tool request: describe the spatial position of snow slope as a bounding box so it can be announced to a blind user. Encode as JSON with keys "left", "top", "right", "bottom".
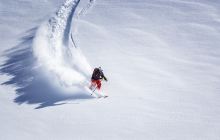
{"left": 1, "top": 0, "right": 220, "bottom": 140}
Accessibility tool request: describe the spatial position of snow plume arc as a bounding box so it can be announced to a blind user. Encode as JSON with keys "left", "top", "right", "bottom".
{"left": 33, "top": 0, "right": 92, "bottom": 89}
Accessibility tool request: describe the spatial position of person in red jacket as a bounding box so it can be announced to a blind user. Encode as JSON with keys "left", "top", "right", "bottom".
{"left": 90, "top": 67, "right": 107, "bottom": 90}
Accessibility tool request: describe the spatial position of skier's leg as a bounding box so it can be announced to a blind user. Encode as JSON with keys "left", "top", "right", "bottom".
{"left": 96, "top": 80, "right": 101, "bottom": 90}
{"left": 89, "top": 80, "right": 96, "bottom": 89}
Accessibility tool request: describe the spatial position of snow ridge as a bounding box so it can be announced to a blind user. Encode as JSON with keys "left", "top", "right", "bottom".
{"left": 33, "top": 0, "right": 92, "bottom": 90}
{"left": 77, "top": 0, "right": 96, "bottom": 18}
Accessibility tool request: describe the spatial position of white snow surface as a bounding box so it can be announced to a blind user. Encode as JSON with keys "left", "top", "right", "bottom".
{"left": 1, "top": 0, "right": 220, "bottom": 139}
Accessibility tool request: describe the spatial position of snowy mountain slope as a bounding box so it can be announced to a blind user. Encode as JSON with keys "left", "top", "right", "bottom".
{"left": 1, "top": 0, "right": 220, "bottom": 140}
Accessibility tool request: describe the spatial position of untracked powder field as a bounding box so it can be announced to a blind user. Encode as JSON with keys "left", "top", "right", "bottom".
{"left": 0, "top": 0, "right": 220, "bottom": 140}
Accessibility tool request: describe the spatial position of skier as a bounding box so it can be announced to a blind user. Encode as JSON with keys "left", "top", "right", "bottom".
{"left": 90, "top": 67, "right": 108, "bottom": 90}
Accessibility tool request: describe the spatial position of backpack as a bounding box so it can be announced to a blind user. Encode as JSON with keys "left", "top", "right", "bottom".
{"left": 92, "top": 68, "right": 101, "bottom": 80}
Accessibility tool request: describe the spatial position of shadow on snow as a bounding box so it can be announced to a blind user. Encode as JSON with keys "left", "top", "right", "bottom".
{"left": 0, "top": 28, "right": 93, "bottom": 109}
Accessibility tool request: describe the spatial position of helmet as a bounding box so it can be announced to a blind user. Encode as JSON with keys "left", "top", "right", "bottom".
{"left": 98, "top": 67, "right": 103, "bottom": 71}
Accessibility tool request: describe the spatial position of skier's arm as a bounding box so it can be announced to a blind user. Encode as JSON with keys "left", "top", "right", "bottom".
{"left": 102, "top": 74, "right": 108, "bottom": 81}
{"left": 103, "top": 75, "right": 108, "bottom": 81}
{"left": 100, "top": 71, "right": 108, "bottom": 81}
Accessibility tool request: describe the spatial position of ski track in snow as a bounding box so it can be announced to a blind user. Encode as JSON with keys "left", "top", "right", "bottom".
{"left": 33, "top": 0, "right": 92, "bottom": 88}
{"left": 76, "top": 0, "right": 95, "bottom": 18}
{"left": 0, "top": 0, "right": 95, "bottom": 109}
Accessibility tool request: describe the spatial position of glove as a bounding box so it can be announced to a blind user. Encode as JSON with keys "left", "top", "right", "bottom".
{"left": 104, "top": 77, "right": 108, "bottom": 82}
